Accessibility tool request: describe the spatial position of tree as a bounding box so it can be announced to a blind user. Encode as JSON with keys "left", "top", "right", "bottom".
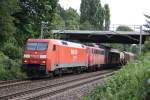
{"left": 89, "top": 0, "right": 101, "bottom": 27}
{"left": 14, "top": 0, "right": 58, "bottom": 45}
{"left": 104, "top": 4, "right": 110, "bottom": 30}
{"left": 56, "top": 4, "right": 66, "bottom": 21}
{"left": 65, "top": 8, "right": 80, "bottom": 30}
{"left": 80, "top": 21, "right": 95, "bottom": 30}
{"left": 80, "top": 0, "right": 110, "bottom": 30}
{"left": 53, "top": 6, "right": 80, "bottom": 30}
{"left": 52, "top": 13, "right": 65, "bottom": 30}
{"left": 144, "top": 14, "right": 150, "bottom": 33}
{"left": 116, "top": 25, "right": 133, "bottom": 31}
{"left": 143, "top": 40, "right": 150, "bottom": 53}
{"left": 80, "top": 0, "right": 101, "bottom": 30}
{"left": 80, "top": 0, "right": 90, "bottom": 24}
{"left": 143, "top": 14, "right": 150, "bottom": 53}
{"left": 95, "top": 5, "right": 105, "bottom": 30}
{"left": 0, "top": 0, "right": 19, "bottom": 46}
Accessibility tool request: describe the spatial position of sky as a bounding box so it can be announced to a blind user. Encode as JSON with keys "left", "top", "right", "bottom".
{"left": 59, "top": 0, "right": 150, "bottom": 25}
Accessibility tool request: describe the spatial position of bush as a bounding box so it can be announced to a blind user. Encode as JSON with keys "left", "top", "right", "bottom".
{"left": 143, "top": 41, "right": 150, "bottom": 53}
{"left": 0, "top": 51, "right": 26, "bottom": 80}
{"left": 2, "top": 43, "right": 22, "bottom": 60}
{"left": 82, "top": 53, "right": 150, "bottom": 100}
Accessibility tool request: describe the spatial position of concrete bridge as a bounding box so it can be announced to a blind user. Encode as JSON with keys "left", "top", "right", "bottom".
{"left": 52, "top": 30, "right": 150, "bottom": 44}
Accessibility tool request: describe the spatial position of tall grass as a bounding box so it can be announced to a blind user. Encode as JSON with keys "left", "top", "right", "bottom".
{"left": 82, "top": 53, "right": 150, "bottom": 100}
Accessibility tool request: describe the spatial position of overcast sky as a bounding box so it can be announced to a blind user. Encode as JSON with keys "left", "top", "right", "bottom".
{"left": 59, "top": 0, "right": 150, "bottom": 25}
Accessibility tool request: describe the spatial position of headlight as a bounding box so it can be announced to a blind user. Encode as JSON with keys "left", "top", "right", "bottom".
{"left": 24, "top": 54, "right": 30, "bottom": 58}
{"left": 40, "top": 55, "right": 47, "bottom": 59}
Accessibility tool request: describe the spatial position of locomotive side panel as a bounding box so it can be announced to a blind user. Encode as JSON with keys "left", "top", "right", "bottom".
{"left": 50, "top": 41, "right": 88, "bottom": 72}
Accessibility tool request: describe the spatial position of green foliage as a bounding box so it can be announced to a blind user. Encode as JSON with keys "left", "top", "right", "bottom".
{"left": 89, "top": 0, "right": 102, "bottom": 29}
{"left": 143, "top": 40, "right": 150, "bottom": 53}
{"left": 80, "top": 0, "right": 110, "bottom": 30}
{"left": 14, "top": 0, "right": 58, "bottom": 45}
{"left": 52, "top": 13, "right": 65, "bottom": 30}
{"left": 65, "top": 8, "right": 80, "bottom": 30}
{"left": 104, "top": 4, "right": 110, "bottom": 30}
{"left": 0, "top": 0, "right": 58, "bottom": 46}
{"left": 80, "top": 21, "right": 95, "bottom": 30}
{"left": 94, "top": 5, "right": 105, "bottom": 30}
{"left": 144, "top": 14, "right": 150, "bottom": 33}
{"left": 0, "top": 52, "right": 26, "bottom": 80}
{"left": 0, "top": 0, "right": 19, "bottom": 45}
{"left": 143, "top": 14, "right": 150, "bottom": 53}
{"left": 1, "top": 43, "right": 22, "bottom": 60}
{"left": 130, "top": 44, "right": 139, "bottom": 54}
{"left": 82, "top": 53, "right": 150, "bottom": 100}
{"left": 0, "top": 0, "right": 59, "bottom": 80}
{"left": 116, "top": 25, "right": 133, "bottom": 31}
{"left": 56, "top": 4, "right": 66, "bottom": 20}
{"left": 52, "top": 6, "right": 80, "bottom": 30}
{"left": 80, "top": 0, "right": 90, "bottom": 24}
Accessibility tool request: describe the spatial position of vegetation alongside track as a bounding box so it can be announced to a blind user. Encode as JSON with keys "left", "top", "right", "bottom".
{"left": 0, "top": 0, "right": 111, "bottom": 80}
{"left": 0, "top": 51, "right": 26, "bottom": 80}
{"left": 82, "top": 53, "right": 150, "bottom": 100}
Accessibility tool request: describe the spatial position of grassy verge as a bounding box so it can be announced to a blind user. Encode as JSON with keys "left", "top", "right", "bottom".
{"left": 82, "top": 53, "right": 150, "bottom": 100}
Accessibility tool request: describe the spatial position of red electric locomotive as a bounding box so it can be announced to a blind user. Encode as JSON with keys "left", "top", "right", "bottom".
{"left": 86, "top": 46, "right": 105, "bottom": 71}
{"left": 22, "top": 39, "right": 88, "bottom": 76}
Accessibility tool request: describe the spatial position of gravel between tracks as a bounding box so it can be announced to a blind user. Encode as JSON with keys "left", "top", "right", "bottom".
{"left": 0, "top": 69, "right": 115, "bottom": 100}
{"left": 43, "top": 77, "right": 109, "bottom": 100}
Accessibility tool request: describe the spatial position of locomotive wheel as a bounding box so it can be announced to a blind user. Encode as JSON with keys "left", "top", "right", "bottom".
{"left": 58, "top": 69, "right": 62, "bottom": 77}
{"left": 48, "top": 72, "right": 54, "bottom": 78}
{"left": 87, "top": 67, "right": 92, "bottom": 72}
{"left": 77, "top": 67, "right": 81, "bottom": 74}
{"left": 53, "top": 69, "right": 62, "bottom": 77}
{"left": 73, "top": 68, "right": 78, "bottom": 74}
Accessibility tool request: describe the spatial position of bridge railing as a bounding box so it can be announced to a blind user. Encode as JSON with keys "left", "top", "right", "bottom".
{"left": 50, "top": 24, "right": 147, "bottom": 32}
{"left": 109, "top": 24, "right": 142, "bottom": 32}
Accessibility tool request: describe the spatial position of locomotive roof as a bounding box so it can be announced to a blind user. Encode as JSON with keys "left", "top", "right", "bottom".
{"left": 27, "top": 39, "right": 86, "bottom": 49}
{"left": 52, "top": 39, "right": 86, "bottom": 49}
{"left": 27, "top": 39, "right": 106, "bottom": 50}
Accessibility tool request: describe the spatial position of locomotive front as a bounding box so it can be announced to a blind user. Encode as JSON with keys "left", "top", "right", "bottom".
{"left": 22, "top": 39, "right": 49, "bottom": 76}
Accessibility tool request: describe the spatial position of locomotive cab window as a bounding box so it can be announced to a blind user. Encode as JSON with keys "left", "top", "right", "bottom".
{"left": 37, "top": 42, "right": 48, "bottom": 50}
{"left": 26, "top": 42, "right": 37, "bottom": 50}
{"left": 26, "top": 42, "right": 48, "bottom": 50}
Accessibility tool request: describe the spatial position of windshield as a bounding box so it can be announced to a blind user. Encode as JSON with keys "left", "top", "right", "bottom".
{"left": 26, "top": 42, "right": 48, "bottom": 50}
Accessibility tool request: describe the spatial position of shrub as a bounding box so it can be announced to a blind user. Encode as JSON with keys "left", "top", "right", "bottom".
{"left": 2, "top": 43, "right": 22, "bottom": 60}
{"left": 82, "top": 53, "right": 150, "bottom": 100}
{"left": 0, "top": 51, "right": 26, "bottom": 80}
{"left": 143, "top": 41, "right": 150, "bottom": 53}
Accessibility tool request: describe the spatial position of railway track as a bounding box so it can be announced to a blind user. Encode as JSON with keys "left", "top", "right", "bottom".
{"left": 0, "top": 80, "right": 24, "bottom": 85}
{"left": 0, "top": 70, "right": 115, "bottom": 100}
{"left": 0, "top": 80, "right": 31, "bottom": 89}
{"left": 0, "top": 78, "right": 57, "bottom": 90}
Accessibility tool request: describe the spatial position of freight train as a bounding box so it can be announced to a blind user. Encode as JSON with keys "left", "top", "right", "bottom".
{"left": 22, "top": 39, "right": 135, "bottom": 77}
